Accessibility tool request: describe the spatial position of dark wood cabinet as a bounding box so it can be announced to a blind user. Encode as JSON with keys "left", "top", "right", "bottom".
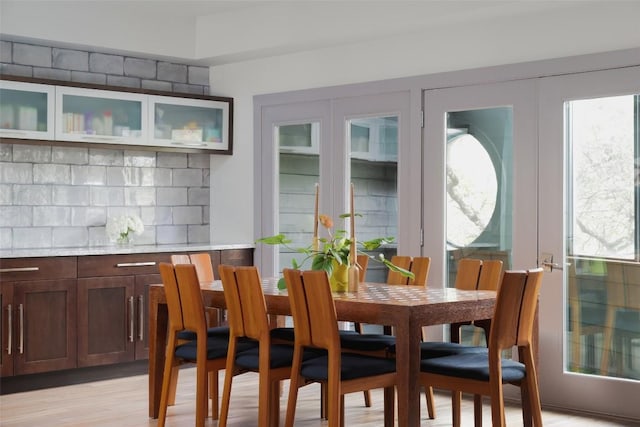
{"left": 0, "top": 257, "right": 77, "bottom": 377}
{"left": 0, "top": 247, "right": 252, "bottom": 376}
{"left": 1, "top": 283, "right": 14, "bottom": 377}
{"left": 77, "top": 276, "right": 135, "bottom": 367}
{"left": 77, "top": 253, "right": 171, "bottom": 367}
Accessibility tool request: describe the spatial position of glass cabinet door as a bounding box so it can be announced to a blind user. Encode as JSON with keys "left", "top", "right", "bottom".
{"left": 148, "top": 95, "right": 231, "bottom": 152}
{"left": 55, "top": 86, "right": 147, "bottom": 145}
{"left": 0, "top": 80, "right": 55, "bottom": 140}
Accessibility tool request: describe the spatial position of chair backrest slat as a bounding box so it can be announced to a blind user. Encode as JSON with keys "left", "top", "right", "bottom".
{"left": 387, "top": 255, "right": 431, "bottom": 286}
{"left": 218, "top": 265, "right": 246, "bottom": 337}
{"left": 190, "top": 253, "right": 215, "bottom": 282}
{"left": 236, "top": 267, "right": 270, "bottom": 340}
{"left": 170, "top": 254, "right": 191, "bottom": 265}
{"left": 477, "top": 259, "right": 503, "bottom": 291}
{"left": 284, "top": 269, "right": 313, "bottom": 347}
{"left": 285, "top": 269, "right": 340, "bottom": 352}
{"left": 454, "top": 258, "right": 483, "bottom": 290}
{"left": 387, "top": 256, "right": 412, "bottom": 285}
{"left": 489, "top": 268, "right": 543, "bottom": 351}
{"left": 173, "top": 264, "right": 207, "bottom": 334}
{"left": 408, "top": 257, "right": 431, "bottom": 286}
{"left": 219, "top": 265, "right": 270, "bottom": 341}
{"left": 356, "top": 254, "right": 369, "bottom": 283}
{"left": 159, "top": 263, "right": 184, "bottom": 332}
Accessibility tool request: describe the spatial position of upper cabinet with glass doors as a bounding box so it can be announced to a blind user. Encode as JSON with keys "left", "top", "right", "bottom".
{"left": 0, "top": 77, "right": 234, "bottom": 154}
{"left": 149, "top": 95, "right": 231, "bottom": 152}
{"left": 55, "top": 86, "right": 147, "bottom": 145}
{"left": 0, "top": 80, "right": 55, "bottom": 140}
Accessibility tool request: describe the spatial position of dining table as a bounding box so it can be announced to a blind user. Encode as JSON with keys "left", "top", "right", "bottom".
{"left": 148, "top": 278, "right": 497, "bottom": 427}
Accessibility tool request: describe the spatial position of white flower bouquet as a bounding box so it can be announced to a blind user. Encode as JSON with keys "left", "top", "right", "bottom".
{"left": 106, "top": 214, "right": 144, "bottom": 245}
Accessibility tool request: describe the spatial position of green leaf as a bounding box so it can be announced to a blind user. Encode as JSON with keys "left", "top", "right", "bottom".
{"left": 382, "top": 259, "right": 415, "bottom": 279}
{"left": 360, "top": 236, "right": 395, "bottom": 251}
{"left": 255, "top": 234, "right": 291, "bottom": 245}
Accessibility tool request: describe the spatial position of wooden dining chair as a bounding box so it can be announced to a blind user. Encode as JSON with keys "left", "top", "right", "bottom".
{"left": 350, "top": 255, "right": 428, "bottom": 408}
{"left": 171, "top": 252, "right": 229, "bottom": 332}
{"left": 449, "top": 259, "right": 503, "bottom": 345}
{"left": 157, "top": 263, "right": 250, "bottom": 427}
{"left": 420, "top": 268, "right": 544, "bottom": 427}
{"left": 419, "top": 258, "right": 502, "bottom": 420}
{"left": 189, "top": 252, "right": 215, "bottom": 282}
{"left": 170, "top": 254, "right": 191, "bottom": 265}
{"left": 218, "top": 265, "right": 322, "bottom": 427}
{"left": 356, "top": 254, "right": 369, "bottom": 282}
{"left": 283, "top": 268, "right": 397, "bottom": 427}
{"left": 470, "top": 259, "right": 504, "bottom": 345}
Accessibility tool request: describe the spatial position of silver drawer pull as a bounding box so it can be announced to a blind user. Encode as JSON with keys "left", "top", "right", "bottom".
{"left": 116, "top": 262, "right": 156, "bottom": 268}
{"left": 18, "top": 304, "right": 24, "bottom": 354}
{"left": 138, "top": 295, "right": 144, "bottom": 341}
{"left": 0, "top": 267, "right": 39, "bottom": 273}
{"left": 6, "top": 304, "right": 12, "bottom": 355}
{"left": 128, "top": 296, "right": 135, "bottom": 343}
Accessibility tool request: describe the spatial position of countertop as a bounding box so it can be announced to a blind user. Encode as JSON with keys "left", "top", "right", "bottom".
{"left": 0, "top": 243, "right": 255, "bottom": 259}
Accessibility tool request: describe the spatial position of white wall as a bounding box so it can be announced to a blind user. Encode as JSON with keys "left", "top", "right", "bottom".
{"left": 208, "top": 2, "right": 640, "bottom": 244}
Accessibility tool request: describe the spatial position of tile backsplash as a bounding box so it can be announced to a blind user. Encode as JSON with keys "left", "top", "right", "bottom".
{"left": 0, "top": 143, "right": 210, "bottom": 249}
{"left": 0, "top": 39, "right": 213, "bottom": 250}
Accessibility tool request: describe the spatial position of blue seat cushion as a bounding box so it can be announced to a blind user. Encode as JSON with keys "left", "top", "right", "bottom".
{"left": 388, "top": 341, "right": 486, "bottom": 358}
{"left": 177, "top": 326, "right": 230, "bottom": 341}
{"left": 419, "top": 342, "right": 488, "bottom": 358}
{"left": 174, "top": 334, "right": 254, "bottom": 361}
{"left": 270, "top": 327, "right": 296, "bottom": 342}
{"left": 420, "top": 352, "right": 526, "bottom": 383}
{"left": 300, "top": 353, "right": 396, "bottom": 381}
{"left": 271, "top": 327, "right": 361, "bottom": 343}
{"left": 339, "top": 333, "right": 396, "bottom": 352}
{"left": 234, "top": 344, "right": 323, "bottom": 370}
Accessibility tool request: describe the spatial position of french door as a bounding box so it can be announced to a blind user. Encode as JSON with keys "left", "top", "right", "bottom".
{"left": 538, "top": 66, "right": 640, "bottom": 419}
{"left": 256, "top": 92, "right": 415, "bottom": 281}
{"left": 424, "top": 69, "right": 640, "bottom": 418}
{"left": 422, "top": 79, "right": 538, "bottom": 297}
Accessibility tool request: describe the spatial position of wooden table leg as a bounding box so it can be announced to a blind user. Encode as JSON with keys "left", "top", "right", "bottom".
{"left": 148, "top": 286, "right": 168, "bottom": 419}
{"left": 394, "top": 310, "right": 421, "bottom": 427}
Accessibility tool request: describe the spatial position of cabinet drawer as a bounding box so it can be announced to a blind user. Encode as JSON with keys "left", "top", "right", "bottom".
{"left": 220, "top": 249, "right": 254, "bottom": 266}
{"left": 77, "top": 253, "right": 171, "bottom": 278}
{"left": 0, "top": 257, "right": 77, "bottom": 282}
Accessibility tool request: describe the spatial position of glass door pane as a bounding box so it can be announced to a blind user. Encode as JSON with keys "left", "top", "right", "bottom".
{"left": 277, "top": 122, "right": 320, "bottom": 273}
{"left": 349, "top": 116, "right": 398, "bottom": 282}
{"left": 538, "top": 66, "right": 640, "bottom": 419}
{"left": 445, "top": 107, "right": 513, "bottom": 344}
{"left": 565, "top": 94, "right": 640, "bottom": 379}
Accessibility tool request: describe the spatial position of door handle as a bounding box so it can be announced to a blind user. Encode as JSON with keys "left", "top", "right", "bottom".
{"left": 6, "top": 304, "right": 12, "bottom": 355}
{"left": 138, "top": 295, "right": 144, "bottom": 342}
{"left": 128, "top": 296, "right": 135, "bottom": 343}
{"left": 540, "top": 252, "right": 566, "bottom": 272}
{"left": 18, "top": 304, "right": 24, "bottom": 354}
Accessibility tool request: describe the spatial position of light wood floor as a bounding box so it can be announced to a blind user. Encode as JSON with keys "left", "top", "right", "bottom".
{"left": 0, "top": 367, "right": 636, "bottom": 426}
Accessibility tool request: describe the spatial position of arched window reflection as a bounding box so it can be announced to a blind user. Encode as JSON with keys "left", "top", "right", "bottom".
{"left": 446, "top": 132, "right": 498, "bottom": 247}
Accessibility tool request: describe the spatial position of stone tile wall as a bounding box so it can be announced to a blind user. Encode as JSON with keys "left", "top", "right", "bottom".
{"left": 0, "top": 40, "right": 212, "bottom": 249}
{"left": 0, "top": 40, "right": 210, "bottom": 94}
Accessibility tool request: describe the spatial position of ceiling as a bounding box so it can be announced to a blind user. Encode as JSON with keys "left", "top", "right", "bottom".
{"left": 0, "top": 0, "right": 588, "bottom": 66}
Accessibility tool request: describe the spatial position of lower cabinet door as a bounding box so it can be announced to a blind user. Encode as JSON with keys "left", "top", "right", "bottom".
{"left": 77, "top": 276, "right": 135, "bottom": 367}
{"left": 12, "top": 279, "right": 77, "bottom": 375}
{"left": 134, "top": 274, "right": 160, "bottom": 360}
